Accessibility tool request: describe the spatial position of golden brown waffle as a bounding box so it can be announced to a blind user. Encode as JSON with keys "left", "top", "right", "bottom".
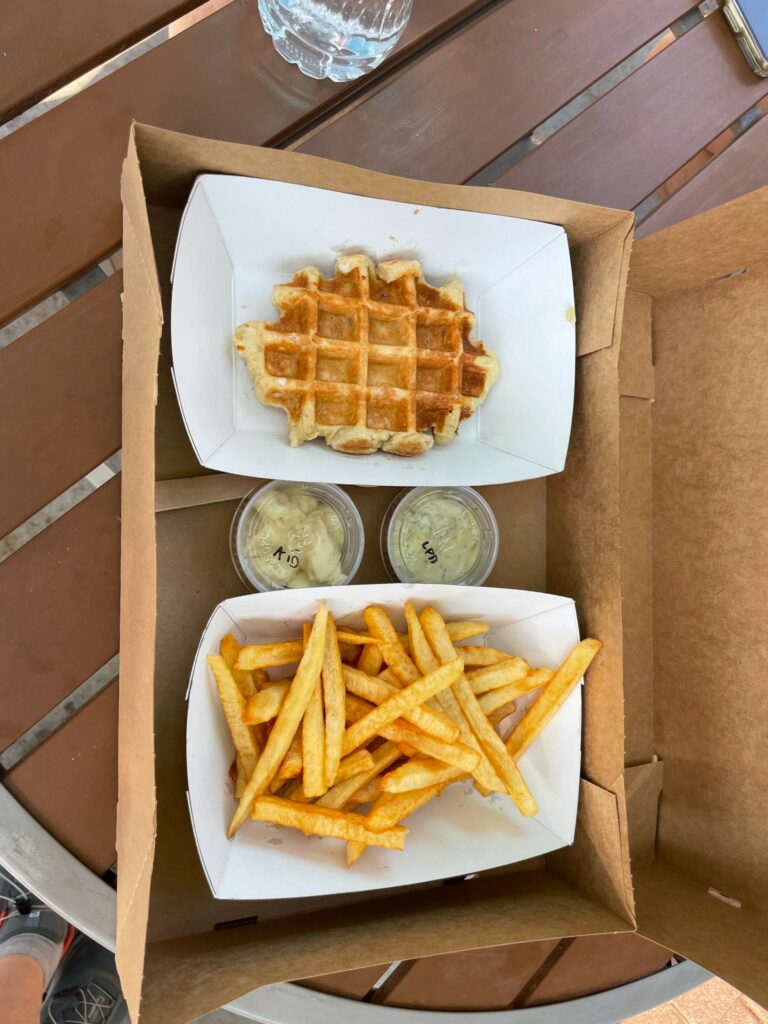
{"left": 234, "top": 255, "right": 499, "bottom": 457}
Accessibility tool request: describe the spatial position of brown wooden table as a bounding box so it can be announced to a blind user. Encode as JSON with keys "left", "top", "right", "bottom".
{"left": 1, "top": 0, "right": 765, "bottom": 1014}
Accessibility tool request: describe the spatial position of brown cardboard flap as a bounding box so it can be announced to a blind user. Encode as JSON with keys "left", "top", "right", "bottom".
{"left": 141, "top": 871, "right": 632, "bottom": 1024}
{"left": 547, "top": 344, "right": 624, "bottom": 791}
{"left": 122, "top": 129, "right": 162, "bottom": 314}
{"left": 134, "top": 124, "right": 628, "bottom": 246}
{"left": 619, "top": 186, "right": 768, "bottom": 979}
{"left": 651, "top": 260, "right": 768, "bottom": 912}
{"left": 620, "top": 395, "right": 654, "bottom": 766}
{"left": 635, "top": 860, "right": 768, "bottom": 1006}
{"left": 550, "top": 777, "right": 635, "bottom": 924}
{"left": 624, "top": 762, "right": 663, "bottom": 869}
{"left": 618, "top": 290, "right": 654, "bottom": 399}
{"left": 133, "top": 123, "right": 632, "bottom": 358}
{"left": 570, "top": 215, "right": 634, "bottom": 358}
{"left": 629, "top": 185, "right": 768, "bottom": 296}
{"left": 117, "top": 178, "right": 162, "bottom": 1019}
{"left": 147, "top": 202, "right": 208, "bottom": 482}
{"left": 155, "top": 473, "right": 257, "bottom": 512}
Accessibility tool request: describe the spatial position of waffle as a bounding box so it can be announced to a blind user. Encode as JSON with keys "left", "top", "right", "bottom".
{"left": 234, "top": 254, "right": 499, "bottom": 457}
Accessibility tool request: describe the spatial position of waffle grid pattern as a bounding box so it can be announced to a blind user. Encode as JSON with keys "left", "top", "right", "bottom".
{"left": 235, "top": 256, "right": 498, "bottom": 456}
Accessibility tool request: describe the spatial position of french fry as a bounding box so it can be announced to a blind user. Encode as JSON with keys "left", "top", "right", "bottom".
{"left": 219, "top": 634, "right": 266, "bottom": 747}
{"left": 345, "top": 694, "right": 481, "bottom": 773}
{"left": 363, "top": 606, "right": 420, "bottom": 684}
{"left": 456, "top": 646, "right": 510, "bottom": 668}
{"left": 229, "top": 604, "right": 328, "bottom": 836}
{"left": 322, "top": 615, "right": 345, "bottom": 787}
{"left": 387, "top": 723, "right": 479, "bottom": 772}
{"left": 420, "top": 608, "right": 537, "bottom": 816}
{"left": 208, "top": 656, "right": 261, "bottom": 788}
{"left": 336, "top": 630, "right": 380, "bottom": 645}
{"left": 340, "top": 642, "right": 361, "bottom": 662}
{"left": 345, "top": 692, "right": 375, "bottom": 724}
{"left": 506, "top": 639, "right": 601, "bottom": 760}
{"left": 317, "top": 742, "right": 400, "bottom": 810}
{"left": 466, "top": 657, "right": 531, "bottom": 694}
{"left": 342, "top": 659, "right": 464, "bottom": 755}
{"left": 250, "top": 796, "right": 407, "bottom": 850}
{"left": 378, "top": 667, "right": 400, "bottom": 686}
{"left": 347, "top": 783, "right": 446, "bottom": 865}
{"left": 477, "top": 671, "right": 551, "bottom": 714}
{"left": 284, "top": 748, "right": 377, "bottom": 802}
{"left": 487, "top": 701, "right": 518, "bottom": 727}
{"left": 243, "top": 681, "right": 290, "bottom": 724}
{"left": 456, "top": 681, "right": 537, "bottom": 815}
{"left": 302, "top": 680, "right": 326, "bottom": 798}
{"left": 404, "top": 602, "right": 440, "bottom": 675}
{"left": 357, "top": 641, "right": 383, "bottom": 677}
{"left": 526, "top": 667, "right": 555, "bottom": 688}
{"left": 277, "top": 732, "right": 303, "bottom": 780}
{"left": 336, "top": 748, "right": 376, "bottom": 781}
{"left": 254, "top": 668, "right": 270, "bottom": 685}
{"left": 412, "top": 607, "right": 506, "bottom": 794}
{"left": 379, "top": 758, "right": 464, "bottom": 793}
{"left": 446, "top": 621, "right": 490, "bottom": 642}
{"left": 343, "top": 666, "right": 459, "bottom": 742}
{"left": 220, "top": 633, "right": 258, "bottom": 698}
{"left": 236, "top": 639, "right": 304, "bottom": 671}
{"left": 235, "top": 756, "right": 247, "bottom": 797}
{"left": 367, "top": 784, "right": 447, "bottom": 832}
{"left": 346, "top": 777, "right": 382, "bottom": 807}
{"left": 355, "top": 621, "right": 488, "bottom": 649}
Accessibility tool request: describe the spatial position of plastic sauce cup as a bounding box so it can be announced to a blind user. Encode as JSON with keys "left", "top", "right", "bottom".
{"left": 231, "top": 481, "right": 364, "bottom": 592}
{"left": 382, "top": 486, "right": 499, "bottom": 586}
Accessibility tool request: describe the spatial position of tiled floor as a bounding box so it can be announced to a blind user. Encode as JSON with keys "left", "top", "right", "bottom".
{"left": 624, "top": 978, "right": 768, "bottom": 1024}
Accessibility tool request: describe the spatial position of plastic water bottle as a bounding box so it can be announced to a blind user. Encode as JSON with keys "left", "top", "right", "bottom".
{"left": 258, "top": 0, "right": 413, "bottom": 82}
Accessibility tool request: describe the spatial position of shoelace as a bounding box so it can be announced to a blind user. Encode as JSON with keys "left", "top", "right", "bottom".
{"left": 52, "top": 982, "right": 115, "bottom": 1024}
{"left": 0, "top": 869, "right": 45, "bottom": 918}
{"left": 1, "top": 905, "right": 49, "bottom": 919}
{"left": 0, "top": 868, "right": 27, "bottom": 898}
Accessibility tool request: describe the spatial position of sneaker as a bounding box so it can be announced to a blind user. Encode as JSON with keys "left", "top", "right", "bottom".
{"left": 0, "top": 867, "right": 73, "bottom": 955}
{"left": 42, "top": 933, "right": 128, "bottom": 1024}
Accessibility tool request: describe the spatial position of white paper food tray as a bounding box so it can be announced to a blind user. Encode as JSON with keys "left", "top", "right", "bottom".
{"left": 186, "top": 584, "right": 583, "bottom": 900}
{"left": 171, "top": 175, "right": 575, "bottom": 486}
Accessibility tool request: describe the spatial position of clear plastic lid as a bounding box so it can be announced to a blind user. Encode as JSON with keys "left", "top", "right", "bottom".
{"left": 383, "top": 486, "right": 499, "bottom": 586}
{"left": 231, "top": 481, "right": 364, "bottom": 593}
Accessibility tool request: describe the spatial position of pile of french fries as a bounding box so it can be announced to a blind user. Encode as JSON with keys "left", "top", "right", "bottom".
{"left": 208, "top": 602, "right": 600, "bottom": 866}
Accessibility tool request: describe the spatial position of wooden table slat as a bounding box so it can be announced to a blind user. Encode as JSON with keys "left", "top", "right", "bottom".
{"left": 0, "top": 0, "right": 492, "bottom": 328}
{"left": 4, "top": 681, "right": 118, "bottom": 875}
{"left": 0, "top": 0, "right": 208, "bottom": 122}
{"left": 300, "top": 964, "right": 390, "bottom": 1000}
{"left": 0, "top": 476, "right": 121, "bottom": 749}
{"left": 379, "top": 941, "right": 560, "bottom": 1010}
{"left": 298, "top": 0, "right": 694, "bottom": 182}
{"left": 0, "top": 274, "right": 123, "bottom": 536}
{"left": 637, "top": 114, "right": 768, "bottom": 237}
{"left": 494, "top": 13, "right": 768, "bottom": 213}
{"left": 519, "top": 933, "right": 673, "bottom": 1007}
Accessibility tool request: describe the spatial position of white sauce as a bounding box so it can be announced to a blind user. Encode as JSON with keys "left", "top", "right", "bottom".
{"left": 248, "top": 486, "right": 345, "bottom": 588}
{"left": 397, "top": 496, "right": 482, "bottom": 583}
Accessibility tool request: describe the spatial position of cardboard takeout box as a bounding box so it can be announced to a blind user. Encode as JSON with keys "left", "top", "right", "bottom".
{"left": 119, "top": 123, "right": 768, "bottom": 1022}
